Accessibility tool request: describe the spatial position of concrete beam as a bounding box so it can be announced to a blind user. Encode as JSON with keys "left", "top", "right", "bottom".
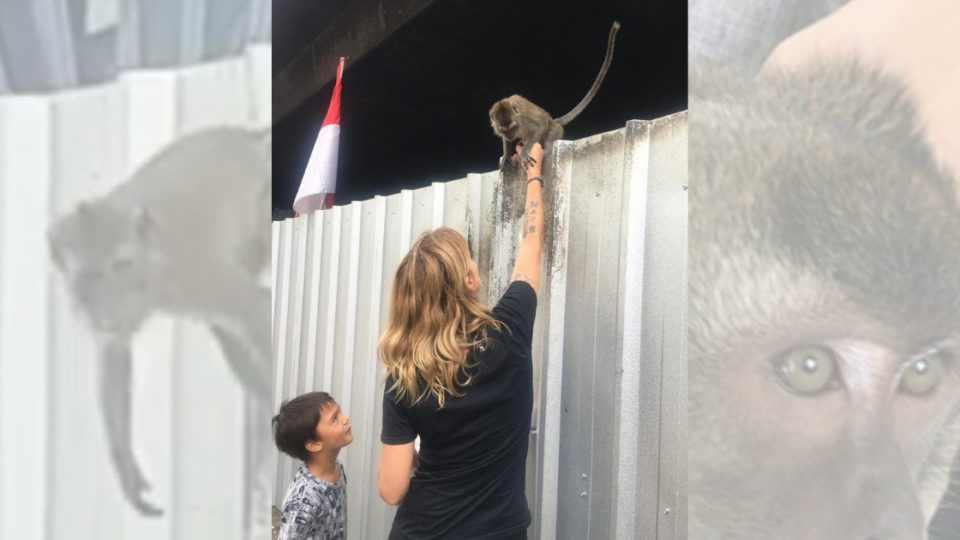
{"left": 272, "top": 0, "right": 434, "bottom": 123}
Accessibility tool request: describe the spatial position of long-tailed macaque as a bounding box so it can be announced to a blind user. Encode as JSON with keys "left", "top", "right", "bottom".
{"left": 489, "top": 21, "right": 620, "bottom": 169}
{"left": 48, "top": 126, "right": 271, "bottom": 515}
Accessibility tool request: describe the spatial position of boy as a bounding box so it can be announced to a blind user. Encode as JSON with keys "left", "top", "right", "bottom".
{"left": 272, "top": 392, "right": 353, "bottom": 540}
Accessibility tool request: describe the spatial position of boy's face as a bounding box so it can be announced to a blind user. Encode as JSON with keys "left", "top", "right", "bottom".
{"left": 313, "top": 401, "right": 353, "bottom": 451}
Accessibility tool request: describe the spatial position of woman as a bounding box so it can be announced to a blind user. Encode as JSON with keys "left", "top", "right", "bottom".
{"left": 377, "top": 142, "right": 545, "bottom": 539}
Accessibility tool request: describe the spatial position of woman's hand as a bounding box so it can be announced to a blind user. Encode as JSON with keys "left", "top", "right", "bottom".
{"left": 515, "top": 142, "right": 545, "bottom": 175}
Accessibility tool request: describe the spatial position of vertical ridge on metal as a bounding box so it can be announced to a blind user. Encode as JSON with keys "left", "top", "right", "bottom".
{"left": 303, "top": 213, "right": 323, "bottom": 389}
{"left": 289, "top": 213, "right": 309, "bottom": 393}
{"left": 651, "top": 112, "right": 688, "bottom": 540}
{"left": 355, "top": 195, "right": 388, "bottom": 539}
{"left": 0, "top": 96, "right": 52, "bottom": 540}
{"left": 536, "top": 139, "right": 575, "bottom": 540}
{"left": 339, "top": 202, "right": 364, "bottom": 462}
{"left": 272, "top": 218, "right": 295, "bottom": 500}
{"left": 614, "top": 119, "right": 652, "bottom": 539}
{"left": 319, "top": 207, "right": 342, "bottom": 391}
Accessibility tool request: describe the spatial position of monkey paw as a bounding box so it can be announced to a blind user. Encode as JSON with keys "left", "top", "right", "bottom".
{"left": 519, "top": 153, "right": 537, "bottom": 169}
{"left": 112, "top": 449, "right": 164, "bottom": 516}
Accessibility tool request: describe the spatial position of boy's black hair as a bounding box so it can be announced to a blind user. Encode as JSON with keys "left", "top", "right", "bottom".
{"left": 272, "top": 391, "right": 335, "bottom": 462}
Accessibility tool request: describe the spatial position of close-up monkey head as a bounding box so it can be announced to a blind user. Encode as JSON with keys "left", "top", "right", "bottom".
{"left": 689, "top": 60, "right": 960, "bottom": 538}
{"left": 489, "top": 99, "right": 520, "bottom": 142}
{"left": 48, "top": 201, "right": 166, "bottom": 338}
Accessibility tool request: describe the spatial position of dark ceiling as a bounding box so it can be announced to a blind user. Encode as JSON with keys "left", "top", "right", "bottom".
{"left": 273, "top": 0, "right": 347, "bottom": 71}
{"left": 272, "top": 0, "right": 687, "bottom": 216}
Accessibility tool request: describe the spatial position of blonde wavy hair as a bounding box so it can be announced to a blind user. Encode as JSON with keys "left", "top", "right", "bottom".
{"left": 378, "top": 227, "right": 503, "bottom": 408}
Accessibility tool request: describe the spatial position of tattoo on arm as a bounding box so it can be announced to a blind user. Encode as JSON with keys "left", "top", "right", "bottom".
{"left": 512, "top": 271, "right": 534, "bottom": 287}
{"left": 522, "top": 201, "right": 539, "bottom": 238}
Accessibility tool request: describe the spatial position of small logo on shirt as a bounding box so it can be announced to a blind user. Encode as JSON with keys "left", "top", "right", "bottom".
{"left": 477, "top": 343, "right": 487, "bottom": 353}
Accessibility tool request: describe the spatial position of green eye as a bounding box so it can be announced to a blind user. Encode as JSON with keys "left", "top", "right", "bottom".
{"left": 773, "top": 346, "right": 838, "bottom": 395}
{"left": 899, "top": 349, "right": 945, "bottom": 396}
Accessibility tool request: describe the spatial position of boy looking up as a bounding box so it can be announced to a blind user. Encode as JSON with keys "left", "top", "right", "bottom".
{"left": 273, "top": 392, "right": 353, "bottom": 540}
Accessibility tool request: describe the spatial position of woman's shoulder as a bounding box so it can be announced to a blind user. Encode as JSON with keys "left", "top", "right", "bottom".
{"left": 493, "top": 280, "right": 537, "bottom": 320}
{"left": 504, "top": 279, "right": 536, "bottom": 298}
{"left": 488, "top": 280, "right": 538, "bottom": 350}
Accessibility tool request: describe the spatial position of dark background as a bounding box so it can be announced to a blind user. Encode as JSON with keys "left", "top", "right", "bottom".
{"left": 272, "top": 0, "right": 687, "bottom": 218}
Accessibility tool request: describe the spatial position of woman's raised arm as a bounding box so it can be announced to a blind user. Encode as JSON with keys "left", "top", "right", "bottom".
{"left": 510, "top": 142, "right": 545, "bottom": 295}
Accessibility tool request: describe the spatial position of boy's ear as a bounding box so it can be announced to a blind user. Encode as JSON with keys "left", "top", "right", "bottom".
{"left": 305, "top": 439, "right": 322, "bottom": 453}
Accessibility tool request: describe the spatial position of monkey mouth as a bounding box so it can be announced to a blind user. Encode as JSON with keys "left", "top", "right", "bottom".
{"left": 499, "top": 128, "right": 518, "bottom": 140}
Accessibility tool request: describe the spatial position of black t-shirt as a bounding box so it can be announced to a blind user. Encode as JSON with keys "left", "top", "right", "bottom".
{"left": 381, "top": 280, "right": 537, "bottom": 540}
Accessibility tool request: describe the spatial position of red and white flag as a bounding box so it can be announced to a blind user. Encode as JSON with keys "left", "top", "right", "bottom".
{"left": 294, "top": 57, "right": 345, "bottom": 214}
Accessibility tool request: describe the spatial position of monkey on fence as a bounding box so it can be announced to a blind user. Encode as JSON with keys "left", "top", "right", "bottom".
{"left": 489, "top": 21, "right": 620, "bottom": 170}
{"left": 688, "top": 59, "right": 960, "bottom": 538}
{"left": 48, "top": 126, "right": 272, "bottom": 516}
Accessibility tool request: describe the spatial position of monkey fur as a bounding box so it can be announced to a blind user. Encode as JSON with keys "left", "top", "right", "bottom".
{"left": 490, "top": 21, "right": 620, "bottom": 170}
{"left": 689, "top": 58, "right": 960, "bottom": 539}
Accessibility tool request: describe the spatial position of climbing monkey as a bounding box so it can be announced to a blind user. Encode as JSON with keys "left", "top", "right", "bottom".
{"left": 490, "top": 21, "right": 620, "bottom": 170}
{"left": 48, "top": 126, "right": 272, "bottom": 515}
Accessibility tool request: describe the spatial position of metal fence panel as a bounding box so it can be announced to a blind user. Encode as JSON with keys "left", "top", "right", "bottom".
{"left": 0, "top": 96, "right": 53, "bottom": 540}
{"left": 271, "top": 112, "right": 688, "bottom": 540}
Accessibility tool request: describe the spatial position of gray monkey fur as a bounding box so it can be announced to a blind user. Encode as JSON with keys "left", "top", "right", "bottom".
{"left": 689, "top": 59, "right": 960, "bottom": 538}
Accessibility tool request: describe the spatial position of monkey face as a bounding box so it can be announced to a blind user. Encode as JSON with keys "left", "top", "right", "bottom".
{"left": 49, "top": 201, "right": 164, "bottom": 336}
{"left": 496, "top": 121, "right": 519, "bottom": 141}
{"left": 689, "top": 62, "right": 960, "bottom": 538}
{"left": 489, "top": 100, "right": 519, "bottom": 140}
{"left": 690, "top": 284, "right": 960, "bottom": 537}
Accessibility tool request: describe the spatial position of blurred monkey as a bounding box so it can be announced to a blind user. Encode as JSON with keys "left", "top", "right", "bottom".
{"left": 689, "top": 61, "right": 960, "bottom": 538}
{"left": 48, "top": 126, "right": 271, "bottom": 515}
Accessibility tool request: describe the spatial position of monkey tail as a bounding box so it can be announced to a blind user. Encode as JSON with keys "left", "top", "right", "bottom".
{"left": 557, "top": 21, "right": 620, "bottom": 126}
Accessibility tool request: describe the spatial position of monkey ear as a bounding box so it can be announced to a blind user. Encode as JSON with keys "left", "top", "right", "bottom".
{"left": 133, "top": 206, "right": 156, "bottom": 243}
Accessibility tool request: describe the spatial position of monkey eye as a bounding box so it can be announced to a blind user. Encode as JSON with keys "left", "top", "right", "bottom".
{"left": 899, "top": 348, "right": 947, "bottom": 396}
{"left": 772, "top": 345, "right": 839, "bottom": 395}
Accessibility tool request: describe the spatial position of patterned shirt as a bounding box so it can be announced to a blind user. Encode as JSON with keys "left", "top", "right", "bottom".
{"left": 278, "top": 462, "right": 347, "bottom": 540}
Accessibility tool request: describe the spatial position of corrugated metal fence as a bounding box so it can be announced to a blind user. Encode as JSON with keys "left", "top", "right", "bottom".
{"left": 0, "top": 43, "right": 270, "bottom": 540}
{"left": 271, "top": 112, "right": 688, "bottom": 539}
